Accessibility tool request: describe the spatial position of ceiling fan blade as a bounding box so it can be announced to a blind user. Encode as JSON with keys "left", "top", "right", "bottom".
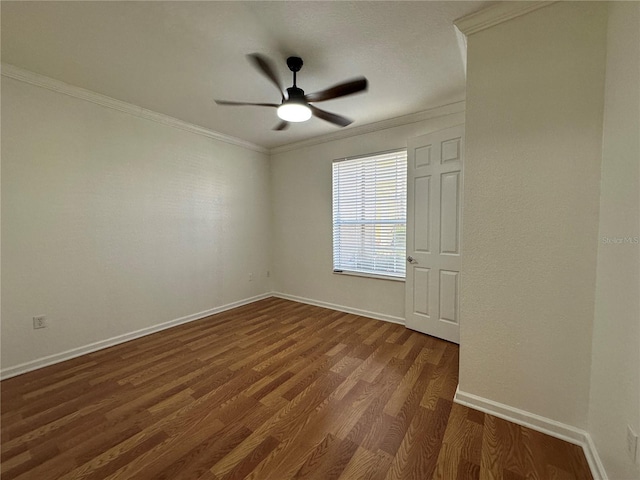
{"left": 273, "top": 121, "right": 290, "bottom": 131}
{"left": 305, "top": 77, "right": 368, "bottom": 103}
{"left": 247, "top": 53, "right": 284, "bottom": 100}
{"left": 215, "top": 100, "right": 279, "bottom": 107}
{"left": 309, "top": 105, "right": 353, "bottom": 127}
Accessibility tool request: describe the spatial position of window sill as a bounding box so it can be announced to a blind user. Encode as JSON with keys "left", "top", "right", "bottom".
{"left": 333, "top": 270, "right": 406, "bottom": 282}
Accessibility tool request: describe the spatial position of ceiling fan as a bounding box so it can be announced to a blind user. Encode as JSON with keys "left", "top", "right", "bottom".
{"left": 215, "top": 54, "right": 368, "bottom": 131}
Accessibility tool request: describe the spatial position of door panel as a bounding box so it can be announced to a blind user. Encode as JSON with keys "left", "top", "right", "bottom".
{"left": 413, "top": 176, "right": 431, "bottom": 253}
{"left": 413, "top": 267, "right": 431, "bottom": 316}
{"left": 415, "top": 145, "right": 432, "bottom": 168}
{"left": 439, "top": 270, "right": 459, "bottom": 324}
{"left": 440, "top": 171, "right": 460, "bottom": 255}
{"left": 405, "top": 125, "right": 464, "bottom": 343}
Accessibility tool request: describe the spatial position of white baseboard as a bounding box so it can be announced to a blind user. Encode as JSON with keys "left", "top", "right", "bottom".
{"left": 0, "top": 293, "right": 272, "bottom": 380}
{"left": 583, "top": 433, "right": 609, "bottom": 480}
{"left": 1, "top": 291, "right": 609, "bottom": 479}
{"left": 454, "top": 387, "right": 608, "bottom": 480}
{"left": 1, "top": 292, "right": 400, "bottom": 380}
{"left": 271, "top": 292, "right": 405, "bottom": 325}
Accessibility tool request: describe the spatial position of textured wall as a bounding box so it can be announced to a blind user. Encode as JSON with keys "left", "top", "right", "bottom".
{"left": 270, "top": 111, "right": 464, "bottom": 320}
{"left": 589, "top": 3, "right": 640, "bottom": 479}
{"left": 1, "top": 77, "right": 271, "bottom": 371}
{"left": 460, "top": 2, "right": 607, "bottom": 428}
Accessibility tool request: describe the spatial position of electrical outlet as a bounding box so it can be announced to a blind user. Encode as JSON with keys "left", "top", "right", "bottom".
{"left": 33, "top": 315, "right": 47, "bottom": 329}
{"left": 627, "top": 425, "right": 638, "bottom": 462}
{"left": 266, "top": 270, "right": 270, "bottom": 278}
{"left": 248, "top": 273, "right": 254, "bottom": 282}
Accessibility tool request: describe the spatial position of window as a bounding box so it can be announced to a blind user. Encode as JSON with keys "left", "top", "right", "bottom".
{"left": 332, "top": 149, "right": 407, "bottom": 279}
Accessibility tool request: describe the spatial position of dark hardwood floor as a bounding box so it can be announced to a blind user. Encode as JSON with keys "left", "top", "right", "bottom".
{"left": 1, "top": 297, "right": 592, "bottom": 479}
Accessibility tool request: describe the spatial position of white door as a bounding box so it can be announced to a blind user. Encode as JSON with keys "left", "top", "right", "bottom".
{"left": 405, "top": 125, "right": 464, "bottom": 343}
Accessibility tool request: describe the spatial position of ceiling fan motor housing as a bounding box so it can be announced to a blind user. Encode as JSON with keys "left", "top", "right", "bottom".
{"left": 286, "top": 56, "right": 303, "bottom": 73}
{"left": 286, "top": 86, "right": 306, "bottom": 102}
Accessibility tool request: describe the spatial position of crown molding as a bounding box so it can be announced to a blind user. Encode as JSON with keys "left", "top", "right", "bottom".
{"left": 269, "top": 101, "right": 466, "bottom": 155}
{"left": 1, "top": 63, "right": 268, "bottom": 154}
{"left": 2, "top": 63, "right": 465, "bottom": 156}
{"left": 454, "top": 1, "right": 556, "bottom": 36}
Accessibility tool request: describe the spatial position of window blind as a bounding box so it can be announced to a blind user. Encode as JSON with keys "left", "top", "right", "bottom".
{"left": 332, "top": 149, "right": 407, "bottom": 278}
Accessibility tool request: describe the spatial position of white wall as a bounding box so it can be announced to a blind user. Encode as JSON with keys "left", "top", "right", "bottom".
{"left": 1, "top": 77, "right": 271, "bottom": 373}
{"left": 270, "top": 109, "right": 464, "bottom": 321}
{"left": 459, "top": 2, "right": 607, "bottom": 428}
{"left": 589, "top": 3, "right": 640, "bottom": 479}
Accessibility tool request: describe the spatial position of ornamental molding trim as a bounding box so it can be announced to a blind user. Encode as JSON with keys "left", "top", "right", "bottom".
{"left": 1, "top": 63, "right": 268, "bottom": 154}
{"left": 270, "top": 101, "right": 465, "bottom": 155}
{"left": 454, "top": 1, "right": 556, "bottom": 36}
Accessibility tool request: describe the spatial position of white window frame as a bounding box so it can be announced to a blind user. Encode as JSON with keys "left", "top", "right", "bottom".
{"left": 332, "top": 149, "right": 407, "bottom": 281}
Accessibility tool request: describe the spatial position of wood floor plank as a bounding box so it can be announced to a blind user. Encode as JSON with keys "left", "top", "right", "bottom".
{"left": 384, "top": 347, "right": 433, "bottom": 417}
{"left": 209, "top": 371, "right": 346, "bottom": 478}
{"left": 433, "top": 402, "right": 468, "bottom": 480}
{"left": 1, "top": 298, "right": 593, "bottom": 480}
{"left": 336, "top": 446, "right": 380, "bottom": 479}
{"left": 221, "top": 435, "right": 281, "bottom": 480}
{"left": 480, "top": 413, "right": 504, "bottom": 480}
{"left": 292, "top": 433, "right": 340, "bottom": 479}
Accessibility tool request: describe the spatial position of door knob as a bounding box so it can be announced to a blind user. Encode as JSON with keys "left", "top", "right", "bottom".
{"left": 407, "top": 255, "right": 417, "bottom": 264}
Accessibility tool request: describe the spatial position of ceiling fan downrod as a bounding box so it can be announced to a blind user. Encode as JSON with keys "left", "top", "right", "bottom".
{"left": 286, "top": 56, "right": 304, "bottom": 88}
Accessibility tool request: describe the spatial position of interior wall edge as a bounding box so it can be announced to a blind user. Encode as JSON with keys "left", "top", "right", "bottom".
{"left": 460, "top": 0, "right": 608, "bottom": 432}
{"left": 0, "top": 293, "right": 272, "bottom": 381}
{"left": 271, "top": 292, "right": 405, "bottom": 326}
{"left": 454, "top": 388, "right": 608, "bottom": 480}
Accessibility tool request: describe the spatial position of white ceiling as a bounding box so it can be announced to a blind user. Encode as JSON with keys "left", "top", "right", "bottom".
{"left": 1, "top": 1, "right": 492, "bottom": 150}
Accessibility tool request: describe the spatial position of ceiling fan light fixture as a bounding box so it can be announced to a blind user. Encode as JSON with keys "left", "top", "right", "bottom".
{"left": 277, "top": 102, "right": 312, "bottom": 122}
{"left": 216, "top": 54, "right": 367, "bottom": 129}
